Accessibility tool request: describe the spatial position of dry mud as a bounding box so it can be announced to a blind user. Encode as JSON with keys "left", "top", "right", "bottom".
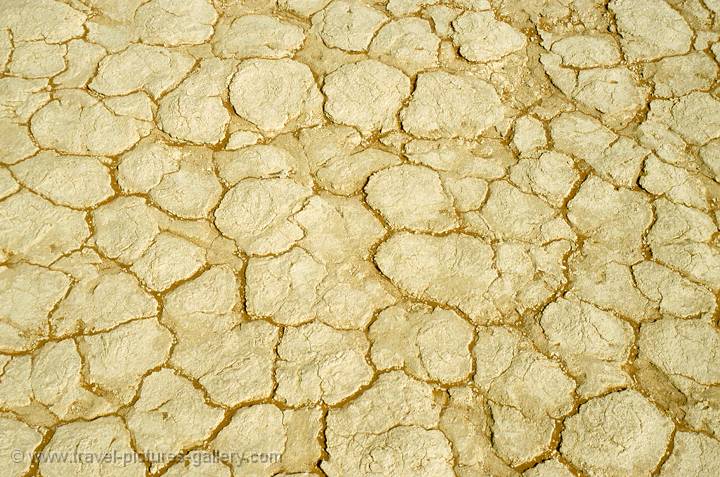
{"left": 1, "top": 0, "right": 720, "bottom": 476}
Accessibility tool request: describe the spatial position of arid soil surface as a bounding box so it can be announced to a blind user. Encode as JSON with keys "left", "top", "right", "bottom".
{"left": 1, "top": 0, "right": 720, "bottom": 476}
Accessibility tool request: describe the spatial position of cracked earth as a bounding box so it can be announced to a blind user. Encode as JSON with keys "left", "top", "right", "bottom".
{"left": 0, "top": 0, "right": 720, "bottom": 476}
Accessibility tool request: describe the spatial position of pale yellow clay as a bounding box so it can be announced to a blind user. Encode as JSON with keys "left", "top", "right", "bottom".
{"left": 1, "top": 1, "right": 719, "bottom": 476}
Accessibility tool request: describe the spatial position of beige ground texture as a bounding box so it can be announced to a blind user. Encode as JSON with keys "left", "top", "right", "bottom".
{"left": 0, "top": 0, "right": 720, "bottom": 476}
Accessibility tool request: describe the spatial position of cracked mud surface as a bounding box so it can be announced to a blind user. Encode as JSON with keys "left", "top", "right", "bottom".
{"left": 0, "top": 0, "right": 720, "bottom": 476}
